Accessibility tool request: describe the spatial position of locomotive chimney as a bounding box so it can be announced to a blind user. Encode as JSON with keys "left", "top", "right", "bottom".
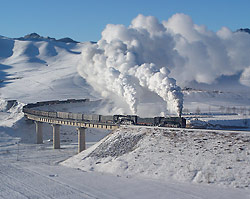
{"left": 178, "top": 110, "right": 182, "bottom": 118}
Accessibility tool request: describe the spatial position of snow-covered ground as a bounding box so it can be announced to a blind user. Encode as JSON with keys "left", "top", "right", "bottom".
{"left": 63, "top": 126, "right": 250, "bottom": 189}
{"left": 1, "top": 35, "right": 250, "bottom": 198}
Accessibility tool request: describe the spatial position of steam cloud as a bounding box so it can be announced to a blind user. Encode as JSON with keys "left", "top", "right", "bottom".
{"left": 78, "top": 14, "right": 250, "bottom": 116}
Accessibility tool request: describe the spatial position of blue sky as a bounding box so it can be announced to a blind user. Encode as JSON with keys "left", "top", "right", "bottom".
{"left": 1, "top": 0, "right": 250, "bottom": 42}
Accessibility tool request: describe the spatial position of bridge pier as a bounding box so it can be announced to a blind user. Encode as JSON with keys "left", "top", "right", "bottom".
{"left": 77, "top": 127, "right": 86, "bottom": 153}
{"left": 52, "top": 124, "right": 60, "bottom": 149}
{"left": 35, "top": 121, "right": 43, "bottom": 144}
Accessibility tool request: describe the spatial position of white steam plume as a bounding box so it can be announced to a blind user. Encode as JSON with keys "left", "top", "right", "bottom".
{"left": 78, "top": 14, "right": 250, "bottom": 115}
{"left": 78, "top": 15, "right": 183, "bottom": 115}
{"left": 134, "top": 64, "right": 183, "bottom": 115}
{"left": 163, "top": 13, "right": 250, "bottom": 86}
{"left": 240, "top": 66, "right": 250, "bottom": 87}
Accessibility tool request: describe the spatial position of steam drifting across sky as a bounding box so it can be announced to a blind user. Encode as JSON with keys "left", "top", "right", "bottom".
{"left": 78, "top": 14, "right": 250, "bottom": 116}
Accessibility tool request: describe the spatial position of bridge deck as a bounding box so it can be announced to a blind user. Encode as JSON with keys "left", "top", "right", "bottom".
{"left": 25, "top": 113, "right": 119, "bottom": 130}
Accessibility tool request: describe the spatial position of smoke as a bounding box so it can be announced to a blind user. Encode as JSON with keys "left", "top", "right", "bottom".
{"left": 240, "top": 66, "right": 250, "bottom": 87}
{"left": 78, "top": 14, "right": 250, "bottom": 116}
{"left": 133, "top": 63, "right": 183, "bottom": 115}
{"left": 163, "top": 13, "right": 250, "bottom": 86}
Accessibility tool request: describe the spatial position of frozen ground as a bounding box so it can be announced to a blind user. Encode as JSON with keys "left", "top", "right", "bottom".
{"left": 2, "top": 158, "right": 250, "bottom": 199}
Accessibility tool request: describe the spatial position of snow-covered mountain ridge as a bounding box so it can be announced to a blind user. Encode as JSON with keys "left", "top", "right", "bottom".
{"left": 14, "top": 33, "right": 79, "bottom": 43}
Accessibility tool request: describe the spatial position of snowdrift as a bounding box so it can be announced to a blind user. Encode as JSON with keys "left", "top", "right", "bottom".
{"left": 62, "top": 126, "right": 250, "bottom": 189}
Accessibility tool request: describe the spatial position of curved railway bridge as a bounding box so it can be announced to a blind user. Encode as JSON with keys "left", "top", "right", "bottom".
{"left": 23, "top": 99, "right": 186, "bottom": 153}
{"left": 23, "top": 99, "right": 120, "bottom": 153}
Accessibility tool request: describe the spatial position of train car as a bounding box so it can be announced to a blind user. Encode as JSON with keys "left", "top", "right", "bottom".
{"left": 100, "top": 115, "right": 114, "bottom": 123}
{"left": 68, "top": 113, "right": 83, "bottom": 120}
{"left": 32, "top": 110, "right": 41, "bottom": 116}
{"left": 83, "top": 114, "right": 101, "bottom": 122}
{"left": 48, "top": 100, "right": 60, "bottom": 105}
{"left": 157, "top": 117, "right": 186, "bottom": 128}
{"left": 68, "top": 112, "right": 75, "bottom": 120}
{"left": 76, "top": 113, "right": 84, "bottom": 121}
{"left": 92, "top": 114, "right": 101, "bottom": 122}
{"left": 48, "top": 111, "right": 57, "bottom": 118}
{"left": 57, "top": 111, "right": 69, "bottom": 119}
{"left": 22, "top": 107, "right": 31, "bottom": 114}
{"left": 36, "top": 100, "right": 60, "bottom": 106}
{"left": 78, "top": 99, "right": 90, "bottom": 102}
{"left": 35, "top": 101, "right": 49, "bottom": 106}
{"left": 136, "top": 117, "right": 155, "bottom": 126}
{"left": 24, "top": 108, "right": 33, "bottom": 114}
{"left": 24, "top": 103, "right": 37, "bottom": 109}
{"left": 39, "top": 111, "right": 49, "bottom": 117}
{"left": 66, "top": 99, "right": 77, "bottom": 103}
{"left": 113, "top": 115, "right": 137, "bottom": 124}
{"left": 83, "top": 114, "right": 92, "bottom": 121}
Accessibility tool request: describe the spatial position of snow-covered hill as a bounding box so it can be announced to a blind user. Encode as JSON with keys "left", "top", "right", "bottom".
{"left": 62, "top": 126, "right": 250, "bottom": 189}
{"left": 0, "top": 34, "right": 99, "bottom": 103}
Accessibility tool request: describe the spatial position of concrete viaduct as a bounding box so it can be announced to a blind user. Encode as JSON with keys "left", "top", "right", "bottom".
{"left": 23, "top": 99, "right": 119, "bottom": 153}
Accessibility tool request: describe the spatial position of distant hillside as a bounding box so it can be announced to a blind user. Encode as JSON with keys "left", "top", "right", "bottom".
{"left": 0, "top": 34, "right": 92, "bottom": 103}
{"left": 15, "top": 33, "right": 79, "bottom": 43}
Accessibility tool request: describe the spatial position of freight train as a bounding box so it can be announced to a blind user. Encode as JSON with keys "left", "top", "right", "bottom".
{"left": 22, "top": 99, "right": 186, "bottom": 128}
{"left": 23, "top": 108, "right": 186, "bottom": 128}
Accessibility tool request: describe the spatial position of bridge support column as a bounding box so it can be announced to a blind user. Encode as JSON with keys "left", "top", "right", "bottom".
{"left": 77, "top": 127, "right": 86, "bottom": 153}
{"left": 52, "top": 124, "right": 60, "bottom": 149}
{"left": 35, "top": 121, "right": 43, "bottom": 144}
